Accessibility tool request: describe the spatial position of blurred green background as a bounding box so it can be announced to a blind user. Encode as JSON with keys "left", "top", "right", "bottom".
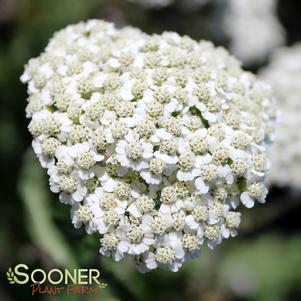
{"left": 1, "top": 0, "right": 301, "bottom": 300}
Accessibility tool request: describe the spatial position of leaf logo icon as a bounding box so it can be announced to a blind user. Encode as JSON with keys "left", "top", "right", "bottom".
{"left": 6, "top": 267, "right": 15, "bottom": 284}
{"left": 98, "top": 282, "right": 108, "bottom": 288}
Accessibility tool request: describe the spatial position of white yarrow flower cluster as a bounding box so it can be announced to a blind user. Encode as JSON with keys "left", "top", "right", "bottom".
{"left": 224, "top": 0, "right": 285, "bottom": 65}
{"left": 21, "top": 20, "right": 276, "bottom": 272}
{"left": 260, "top": 43, "right": 301, "bottom": 189}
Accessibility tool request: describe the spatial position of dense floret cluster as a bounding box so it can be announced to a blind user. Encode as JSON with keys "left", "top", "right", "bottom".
{"left": 21, "top": 20, "right": 276, "bottom": 272}
{"left": 260, "top": 43, "right": 301, "bottom": 189}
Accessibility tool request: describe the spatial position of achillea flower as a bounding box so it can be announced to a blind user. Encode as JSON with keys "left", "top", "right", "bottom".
{"left": 22, "top": 19, "right": 276, "bottom": 272}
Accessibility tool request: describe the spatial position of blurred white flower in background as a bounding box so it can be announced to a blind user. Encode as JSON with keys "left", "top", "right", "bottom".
{"left": 260, "top": 43, "right": 301, "bottom": 189}
{"left": 224, "top": 0, "right": 285, "bottom": 65}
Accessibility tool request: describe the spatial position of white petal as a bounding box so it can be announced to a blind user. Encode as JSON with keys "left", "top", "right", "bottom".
{"left": 185, "top": 215, "right": 199, "bottom": 230}
{"left": 174, "top": 246, "right": 185, "bottom": 259}
{"left": 207, "top": 239, "right": 218, "bottom": 250}
{"left": 221, "top": 225, "right": 230, "bottom": 239}
{"left": 73, "top": 186, "right": 87, "bottom": 202}
{"left": 98, "top": 222, "right": 108, "bottom": 234}
{"left": 165, "top": 99, "right": 179, "bottom": 113}
{"left": 93, "top": 153, "right": 104, "bottom": 162}
{"left": 32, "top": 139, "right": 42, "bottom": 155}
{"left": 194, "top": 178, "right": 209, "bottom": 194}
{"left": 154, "top": 152, "right": 178, "bottom": 164}
{"left": 117, "top": 241, "right": 129, "bottom": 253}
{"left": 107, "top": 58, "right": 121, "bottom": 69}
{"left": 195, "top": 128, "right": 208, "bottom": 138}
{"left": 195, "top": 154, "right": 212, "bottom": 167}
{"left": 240, "top": 192, "right": 254, "bottom": 208}
{"left": 127, "top": 204, "right": 141, "bottom": 218}
{"left": 159, "top": 204, "right": 171, "bottom": 214}
{"left": 195, "top": 102, "right": 206, "bottom": 112}
{"left": 119, "top": 88, "right": 134, "bottom": 101}
{"left": 103, "top": 178, "right": 116, "bottom": 192}
{"left": 177, "top": 170, "right": 195, "bottom": 182}
{"left": 93, "top": 73, "right": 106, "bottom": 88}
{"left": 156, "top": 129, "right": 173, "bottom": 140}
{"left": 203, "top": 110, "right": 217, "bottom": 123}
{"left": 145, "top": 254, "right": 157, "bottom": 269}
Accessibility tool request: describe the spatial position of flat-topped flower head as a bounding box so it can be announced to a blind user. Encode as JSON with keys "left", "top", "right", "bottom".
{"left": 22, "top": 19, "right": 276, "bottom": 272}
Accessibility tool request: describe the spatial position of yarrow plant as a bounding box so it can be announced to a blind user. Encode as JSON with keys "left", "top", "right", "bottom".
{"left": 21, "top": 20, "right": 276, "bottom": 272}
{"left": 260, "top": 43, "right": 301, "bottom": 189}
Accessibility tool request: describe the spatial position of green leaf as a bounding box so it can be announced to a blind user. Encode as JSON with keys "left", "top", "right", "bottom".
{"left": 18, "top": 149, "right": 78, "bottom": 269}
